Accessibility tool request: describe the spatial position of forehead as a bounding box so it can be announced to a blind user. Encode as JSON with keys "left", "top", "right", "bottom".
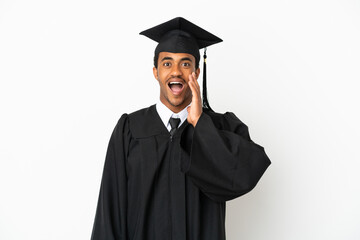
{"left": 158, "top": 52, "right": 195, "bottom": 61}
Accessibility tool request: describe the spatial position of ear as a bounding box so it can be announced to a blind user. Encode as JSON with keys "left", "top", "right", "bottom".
{"left": 195, "top": 68, "right": 200, "bottom": 80}
{"left": 153, "top": 67, "right": 159, "bottom": 81}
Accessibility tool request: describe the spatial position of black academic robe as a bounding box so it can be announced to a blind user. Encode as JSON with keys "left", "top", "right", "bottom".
{"left": 91, "top": 105, "right": 271, "bottom": 240}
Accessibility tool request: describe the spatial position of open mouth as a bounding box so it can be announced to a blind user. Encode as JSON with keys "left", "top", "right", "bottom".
{"left": 168, "top": 81, "right": 184, "bottom": 95}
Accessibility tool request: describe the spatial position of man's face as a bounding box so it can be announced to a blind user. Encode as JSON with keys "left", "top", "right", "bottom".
{"left": 153, "top": 52, "right": 200, "bottom": 113}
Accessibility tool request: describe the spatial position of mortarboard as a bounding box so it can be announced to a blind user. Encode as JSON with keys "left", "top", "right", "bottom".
{"left": 140, "top": 17, "right": 223, "bottom": 111}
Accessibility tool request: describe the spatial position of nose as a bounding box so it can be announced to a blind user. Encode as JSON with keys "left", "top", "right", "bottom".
{"left": 170, "top": 63, "right": 183, "bottom": 77}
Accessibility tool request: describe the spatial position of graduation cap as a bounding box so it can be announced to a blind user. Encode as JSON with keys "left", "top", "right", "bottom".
{"left": 140, "top": 17, "right": 222, "bottom": 111}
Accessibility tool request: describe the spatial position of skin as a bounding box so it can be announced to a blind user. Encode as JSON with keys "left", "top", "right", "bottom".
{"left": 153, "top": 52, "right": 202, "bottom": 127}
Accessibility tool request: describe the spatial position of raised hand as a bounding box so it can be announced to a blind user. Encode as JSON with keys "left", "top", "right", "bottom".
{"left": 187, "top": 72, "right": 202, "bottom": 127}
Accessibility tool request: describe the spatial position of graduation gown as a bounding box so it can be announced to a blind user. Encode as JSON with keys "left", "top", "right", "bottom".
{"left": 91, "top": 104, "right": 271, "bottom": 240}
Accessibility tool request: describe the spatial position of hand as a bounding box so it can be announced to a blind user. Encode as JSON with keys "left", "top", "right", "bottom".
{"left": 187, "top": 72, "right": 202, "bottom": 127}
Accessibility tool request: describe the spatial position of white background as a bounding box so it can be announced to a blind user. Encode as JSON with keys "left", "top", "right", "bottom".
{"left": 1, "top": 0, "right": 359, "bottom": 239}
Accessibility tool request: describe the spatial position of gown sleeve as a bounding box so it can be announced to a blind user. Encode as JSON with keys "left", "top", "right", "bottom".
{"left": 91, "top": 114, "right": 130, "bottom": 240}
{"left": 180, "top": 111, "right": 271, "bottom": 202}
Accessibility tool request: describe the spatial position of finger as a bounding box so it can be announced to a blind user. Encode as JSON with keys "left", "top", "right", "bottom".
{"left": 191, "top": 72, "right": 199, "bottom": 89}
{"left": 193, "top": 72, "right": 198, "bottom": 82}
{"left": 189, "top": 74, "right": 199, "bottom": 95}
{"left": 190, "top": 83, "right": 201, "bottom": 105}
{"left": 189, "top": 72, "right": 195, "bottom": 84}
{"left": 188, "top": 75, "right": 196, "bottom": 93}
{"left": 191, "top": 74, "right": 201, "bottom": 97}
{"left": 193, "top": 72, "right": 200, "bottom": 88}
{"left": 190, "top": 72, "right": 200, "bottom": 94}
{"left": 192, "top": 72, "right": 196, "bottom": 81}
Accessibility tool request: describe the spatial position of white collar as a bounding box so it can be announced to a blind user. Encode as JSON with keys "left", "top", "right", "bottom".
{"left": 156, "top": 100, "right": 190, "bottom": 132}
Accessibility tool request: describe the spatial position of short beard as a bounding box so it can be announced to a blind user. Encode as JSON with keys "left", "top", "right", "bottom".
{"left": 164, "top": 95, "right": 186, "bottom": 107}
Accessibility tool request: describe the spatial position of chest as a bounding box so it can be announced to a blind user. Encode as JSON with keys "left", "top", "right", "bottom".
{"left": 126, "top": 133, "right": 184, "bottom": 183}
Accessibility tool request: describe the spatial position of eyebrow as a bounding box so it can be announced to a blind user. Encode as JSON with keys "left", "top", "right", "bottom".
{"left": 180, "top": 57, "right": 193, "bottom": 62}
{"left": 160, "top": 57, "right": 193, "bottom": 62}
{"left": 161, "top": 57, "right": 173, "bottom": 62}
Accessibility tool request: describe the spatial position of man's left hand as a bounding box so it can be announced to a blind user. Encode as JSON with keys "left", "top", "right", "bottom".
{"left": 187, "top": 72, "right": 202, "bottom": 127}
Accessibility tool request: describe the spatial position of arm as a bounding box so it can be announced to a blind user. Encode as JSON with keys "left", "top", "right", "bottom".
{"left": 91, "top": 114, "right": 129, "bottom": 240}
{"left": 180, "top": 111, "right": 271, "bottom": 202}
{"left": 183, "top": 73, "right": 270, "bottom": 202}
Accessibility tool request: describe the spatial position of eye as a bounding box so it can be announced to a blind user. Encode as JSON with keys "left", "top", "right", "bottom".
{"left": 163, "top": 62, "right": 171, "bottom": 67}
{"left": 182, "top": 62, "right": 191, "bottom": 67}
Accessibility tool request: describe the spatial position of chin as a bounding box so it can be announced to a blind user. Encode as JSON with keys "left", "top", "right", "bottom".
{"left": 166, "top": 97, "right": 185, "bottom": 108}
{"left": 170, "top": 100, "right": 185, "bottom": 107}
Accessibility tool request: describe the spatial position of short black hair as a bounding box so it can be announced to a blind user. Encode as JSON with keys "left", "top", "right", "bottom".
{"left": 154, "top": 52, "right": 200, "bottom": 69}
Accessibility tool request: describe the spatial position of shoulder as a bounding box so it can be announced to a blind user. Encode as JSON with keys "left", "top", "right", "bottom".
{"left": 204, "top": 109, "right": 247, "bottom": 129}
{"left": 111, "top": 105, "right": 152, "bottom": 134}
{"left": 111, "top": 105, "right": 157, "bottom": 142}
{"left": 114, "top": 105, "right": 155, "bottom": 125}
{"left": 203, "top": 109, "right": 250, "bottom": 139}
{"left": 127, "top": 104, "right": 156, "bottom": 121}
{"left": 118, "top": 104, "right": 166, "bottom": 138}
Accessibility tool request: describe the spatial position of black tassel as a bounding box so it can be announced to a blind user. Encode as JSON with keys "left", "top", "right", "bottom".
{"left": 202, "top": 48, "right": 213, "bottom": 112}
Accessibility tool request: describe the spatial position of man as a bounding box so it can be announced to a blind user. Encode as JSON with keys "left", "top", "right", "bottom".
{"left": 91, "top": 17, "right": 271, "bottom": 240}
